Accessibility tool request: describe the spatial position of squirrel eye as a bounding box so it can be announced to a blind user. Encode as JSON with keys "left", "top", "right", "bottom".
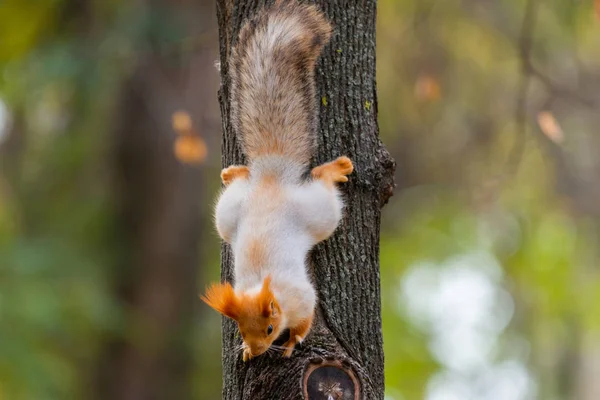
{"left": 267, "top": 325, "right": 273, "bottom": 335}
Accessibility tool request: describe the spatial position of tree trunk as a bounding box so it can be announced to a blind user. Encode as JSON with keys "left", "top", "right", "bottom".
{"left": 216, "top": 1, "right": 395, "bottom": 399}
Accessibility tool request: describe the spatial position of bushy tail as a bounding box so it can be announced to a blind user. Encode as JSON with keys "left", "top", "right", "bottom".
{"left": 229, "top": 0, "right": 332, "bottom": 166}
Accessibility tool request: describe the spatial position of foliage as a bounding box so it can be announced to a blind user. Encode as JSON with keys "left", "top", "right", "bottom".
{"left": 377, "top": 0, "right": 600, "bottom": 398}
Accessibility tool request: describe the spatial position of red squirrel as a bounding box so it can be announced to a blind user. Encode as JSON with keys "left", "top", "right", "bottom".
{"left": 201, "top": 0, "right": 353, "bottom": 361}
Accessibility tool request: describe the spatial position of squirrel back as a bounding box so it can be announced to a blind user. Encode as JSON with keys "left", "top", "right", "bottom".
{"left": 229, "top": 0, "right": 332, "bottom": 166}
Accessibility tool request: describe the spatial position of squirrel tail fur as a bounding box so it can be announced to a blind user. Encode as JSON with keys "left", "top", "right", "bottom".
{"left": 229, "top": 0, "right": 332, "bottom": 166}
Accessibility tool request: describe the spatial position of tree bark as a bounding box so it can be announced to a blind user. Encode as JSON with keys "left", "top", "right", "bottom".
{"left": 216, "top": 1, "right": 395, "bottom": 399}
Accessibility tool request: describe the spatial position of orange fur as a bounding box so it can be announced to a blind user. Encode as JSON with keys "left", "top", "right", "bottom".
{"left": 257, "top": 276, "right": 274, "bottom": 317}
{"left": 259, "top": 173, "right": 277, "bottom": 187}
{"left": 311, "top": 156, "right": 354, "bottom": 188}
{"left": 249, "top": 175, "right": 283, "bottom": 214}
{"left": 201, "top": 277, "right": 285, "bottom": 361}
{"left": 245, "top": 237, "right": 267, "bottom": 271}
{"left": 282, "top": 313, "right": 313, "bottom": 357}
{"left": 221, "top": 165, "right": 250, "bottom": 185}
{"left": 257, "top": 174, "right": 281, "bottom": 199}
{"left": 238, "top": 277, "right": 284, "bottom": 361}
{"left": 200, "top": 282, "right": 240, "bottom": 320}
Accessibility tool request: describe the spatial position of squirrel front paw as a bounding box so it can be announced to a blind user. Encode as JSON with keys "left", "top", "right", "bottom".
{"left": 243, "top": 348, "right": 252, "bottom": 362}
{"left": 281, "top": 335, "right": 304, "bottom": 358}
{"left": 282, "top": 341, "right": 295, "bottom": 358}
{"left": 221, "top": 165, "right": 250, "bottom": 185}
{"left": 311, "top": 156, "right": 354, "bottom": 185}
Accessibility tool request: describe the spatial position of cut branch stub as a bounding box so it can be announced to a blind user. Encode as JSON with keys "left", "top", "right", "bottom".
{"left": 303, "top": 359, "right": 360, "bottom": 400}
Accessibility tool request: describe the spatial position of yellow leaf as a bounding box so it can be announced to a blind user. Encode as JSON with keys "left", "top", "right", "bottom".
{"left": 172, "top": 110, "right": 192, "bottom": 134}
{"left": 537, "top": 111, "right": 564, "bottom": 144}
{"left": 174, "top": 135, "right": 207, "bottom": 164}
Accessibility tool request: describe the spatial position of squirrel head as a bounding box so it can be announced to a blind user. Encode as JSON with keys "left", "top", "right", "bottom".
{"left": 201, "top": 276, "right": 283, "bottom": 359}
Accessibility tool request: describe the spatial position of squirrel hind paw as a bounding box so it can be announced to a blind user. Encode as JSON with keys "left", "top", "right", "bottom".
{"left": 221, "top": 165, "right": 250, "bottom": 185}
{"left": 333, "top": 156, "right": 353, "bottom": 176}
{"left": 311, "top": 156, "right": 354, "bottom": 184}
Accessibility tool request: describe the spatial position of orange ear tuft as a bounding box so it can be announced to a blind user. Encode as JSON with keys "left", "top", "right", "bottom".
{"left": 200, "top": 282, "right": 240, "bottom": 320}
{"left": 259, "top": 276, "right": 274, "bottom": 317}
{"left": 261, "top": 275, "right": 272, "bottom": 293}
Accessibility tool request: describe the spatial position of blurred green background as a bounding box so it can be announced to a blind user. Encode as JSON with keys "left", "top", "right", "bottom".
{"left": 1, "top": 0, "right": 599, "bottom": 399}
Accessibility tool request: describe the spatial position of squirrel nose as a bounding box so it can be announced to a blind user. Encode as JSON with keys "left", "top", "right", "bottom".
{"left": 251, "top": 345, "right": 267, "bottom": 355}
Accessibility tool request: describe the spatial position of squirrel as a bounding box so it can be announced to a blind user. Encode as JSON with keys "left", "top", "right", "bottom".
{"left": 201, "top": 0, "right": 353, "bottom": 362}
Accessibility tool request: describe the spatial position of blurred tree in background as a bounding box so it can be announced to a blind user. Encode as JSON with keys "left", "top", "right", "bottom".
{"left": 377, "top": 0, "right": 600, "bottom": 399}
{"left": 0, "top": 0, "right": 599, "bottom": 399}
{"left": 0, "top": 0, "right": 222, "bottom": 399}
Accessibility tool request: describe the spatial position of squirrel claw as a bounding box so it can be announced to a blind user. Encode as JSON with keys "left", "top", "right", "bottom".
{"left": 282, "top": 346, "right": 294, "bottom": 358}
{"left": 282, "top": 335, "right": 305, "bottom": 358}
{"left": 333, "top": 156, "right": 354, "bottom": 177}
{"left": 243, "top": 348, "right": 252, "bottom": 362}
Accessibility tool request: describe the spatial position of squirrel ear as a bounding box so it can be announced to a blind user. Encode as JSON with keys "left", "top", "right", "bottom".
{"left": 200, "top": 282, "right": 240, "bottom": 320}
{"left": 259, "top": 276, "right": 274, "bottom": 317}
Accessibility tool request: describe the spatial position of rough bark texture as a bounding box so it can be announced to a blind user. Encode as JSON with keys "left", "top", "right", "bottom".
{"left": 216, "top": 1, "right": 395, "bottom": 399}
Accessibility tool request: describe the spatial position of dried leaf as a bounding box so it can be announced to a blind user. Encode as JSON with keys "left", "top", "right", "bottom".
{"left": 174, "top": 135, "right": 207, "bottom": 164}
{"left": 172, "top": 110, "right": 192, "bottom": 134}
{"left": 414, "top": 74, "right": 441, "bottom": 102}
{"left": 537, "top": 111, "right": 564, "bottom": 143}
